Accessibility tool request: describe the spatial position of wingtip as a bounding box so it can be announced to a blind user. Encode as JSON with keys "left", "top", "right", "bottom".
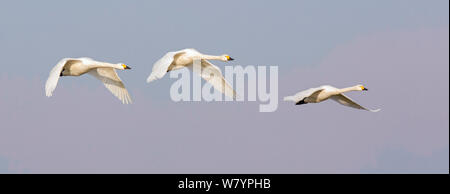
{"left": 45, "top": 91, "right": 53, "bottom": 97}
{"left": 121, "top": 96, "right": 133, "bottom": 105}
{"left": 45, "top": 84, "right": 55, "bottom": 97}
{"left": 370, "top": 109, "right": 381, "bottom": 112}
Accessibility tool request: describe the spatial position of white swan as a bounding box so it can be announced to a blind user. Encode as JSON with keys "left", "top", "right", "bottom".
{"left": 147, "top": 48, "right": 237, "bottom": 98}
{"left": 284, "top": 85, "right": 380, "bottom": 112}
{"left": 45, "top": 57, "right": 133, "bottom": 104}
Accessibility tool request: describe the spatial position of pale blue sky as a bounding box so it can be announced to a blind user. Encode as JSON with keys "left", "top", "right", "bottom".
{"left": 0, "top": 0, "right": 448, "bottom": 173}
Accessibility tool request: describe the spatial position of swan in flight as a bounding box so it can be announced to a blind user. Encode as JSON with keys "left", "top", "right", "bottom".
{"left": 284, "top": 85, "right": 380, "bottom": 112}
{"left": 45, "top": 57, "right": 133, "bottom": 104}
{"left": 147, "top": 48, "right": 237, "bottom": 98}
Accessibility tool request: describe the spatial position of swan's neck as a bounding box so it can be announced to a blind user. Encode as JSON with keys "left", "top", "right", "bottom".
{"left": 92, "top": 62, "right": 120, "bottom": 69}
{"left": 201, "top": 55, "right": 225, "bottom": 61}
{"left": 336, "top": 86, "right": 360, "bottom": 94}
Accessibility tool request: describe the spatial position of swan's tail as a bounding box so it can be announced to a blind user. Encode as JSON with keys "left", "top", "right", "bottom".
{"left": 283, "top": 96, "right": 296, "bottom": 102}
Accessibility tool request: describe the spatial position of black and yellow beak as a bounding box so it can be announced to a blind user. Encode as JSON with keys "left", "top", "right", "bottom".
{"left": 360, "top": 86, "right": 368, "bottom": 91}
{"left": 122, "top": 64, "right": 131, "bottom": 69}
{"left": 226, "top": 56, "right": 234, "bottom": 61}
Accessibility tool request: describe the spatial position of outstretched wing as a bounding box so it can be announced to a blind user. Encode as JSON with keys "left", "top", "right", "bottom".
{"left": 147, "top": 51, "right": 185, "bottom": 83}
{"left": 45, "top": 58, "right": 81, "bottom": 97}
{"left": 88, "top": 68, "right": 133, "bottom": 104}
{"left": 189, "top": 59, "right": 237, "bottom": 98}
{"left": 331, "top": 94, "right": 380, "bottom": 112}
{"left": 283, "top": 87, "right": 324, "bottom": 103}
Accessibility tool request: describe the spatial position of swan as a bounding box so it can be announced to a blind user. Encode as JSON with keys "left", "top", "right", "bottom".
{"left": 284, "top": 85, "right": 380, "bottom": 112}
{"left": 146, "top": 48, "right": 237, "bottom": 98}
{"left": 45, "top": 57, "right": 133, "bottom": 104}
